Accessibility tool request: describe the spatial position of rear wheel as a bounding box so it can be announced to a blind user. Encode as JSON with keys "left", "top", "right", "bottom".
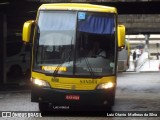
{"left": 108, "top": 88, "right": 116, "bottom": 106}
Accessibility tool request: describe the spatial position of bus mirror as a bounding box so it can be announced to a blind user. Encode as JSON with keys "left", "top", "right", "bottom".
{"left": 22, "top": 20, "right": 35, "bottom": 43}
{"left": 118, "top": 24, "right": 125, "bottom": 48}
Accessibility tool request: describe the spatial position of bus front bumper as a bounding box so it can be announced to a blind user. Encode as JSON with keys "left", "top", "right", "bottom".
{"left": 31, "top": 86, "right": 115, "bottom": 110}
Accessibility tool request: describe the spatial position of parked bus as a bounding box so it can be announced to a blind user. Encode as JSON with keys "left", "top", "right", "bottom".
{"left": 22, "top": 3, "right": 125, "bottom": 112}
{"left": 6, "top": 42, "right": 31, "bottom": 78}
{"left": 118, "top": 39, "right": 130, "bottom": 71}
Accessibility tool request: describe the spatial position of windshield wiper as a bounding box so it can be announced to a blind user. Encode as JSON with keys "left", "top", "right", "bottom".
{"left": 52, "top": 38, "right": 73, "bottom": 77}
{"left": 52, "top": 62, "right": 64, "bottom": 77}
{"left": 82, "top": 55, "right": 96, "bottom": 79}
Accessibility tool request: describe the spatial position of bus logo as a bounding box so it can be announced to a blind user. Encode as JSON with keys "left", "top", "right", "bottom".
{"left": 80, "top": 79, "right": 97, "bottom": 84}
{"left": 78, "top": 12, "right": 86, "bottom": 20}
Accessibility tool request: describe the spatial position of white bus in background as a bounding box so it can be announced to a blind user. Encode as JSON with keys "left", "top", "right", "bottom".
{"left": 6, "top": 41, "right": 31, "bottom": 78}
{"left": 118, "top": 39, "right": 130, "bottom": 72}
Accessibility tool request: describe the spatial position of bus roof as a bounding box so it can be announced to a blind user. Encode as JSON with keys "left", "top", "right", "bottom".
{"left": 39, "top": 3, "right": 117, "bottom": 13}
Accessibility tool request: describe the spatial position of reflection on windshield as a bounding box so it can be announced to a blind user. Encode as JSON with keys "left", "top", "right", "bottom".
{"left": 75, "top": 32, "right": 115, "bottom": 76}
{"left": 34, "top": 11, "right": 116, "bottom": 77}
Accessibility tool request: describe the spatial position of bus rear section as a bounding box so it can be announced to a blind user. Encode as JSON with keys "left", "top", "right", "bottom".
{"left": 118, "top": 40, "right": 130, "bottom": 72}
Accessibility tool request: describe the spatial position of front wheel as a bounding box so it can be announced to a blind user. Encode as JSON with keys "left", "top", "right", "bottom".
{"left": 39, "top": 103, "right": 49, "bottom": 113}
{"left": 109, "top": 88, "right": 116, "bottom": 106}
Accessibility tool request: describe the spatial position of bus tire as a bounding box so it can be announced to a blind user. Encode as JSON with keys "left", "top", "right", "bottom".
{"left": 103, "top": 104, "right": 112, "bottom": 112}
{"left": 110, "top": 95, "right": 115, "bottom": 106}
{"left": 110, "top": 89, "right": 116, "bottom": 106}
{"left": 39, "top": 103, "right": 49, "bottom": 113}
{"left": 107, "top": 105, "right": 112, "bottom": 112}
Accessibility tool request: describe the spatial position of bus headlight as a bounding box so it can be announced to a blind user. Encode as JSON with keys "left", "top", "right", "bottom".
{"left": 96, "top": 82, "right": 114, "bottom": 89}
{"left": 31, "top": 78, "right": 50, "bottom": 87}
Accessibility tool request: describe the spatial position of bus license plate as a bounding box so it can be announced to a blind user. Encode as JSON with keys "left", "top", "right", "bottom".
{"left": 65, "top": 95, "right": 80, "bottom": 100}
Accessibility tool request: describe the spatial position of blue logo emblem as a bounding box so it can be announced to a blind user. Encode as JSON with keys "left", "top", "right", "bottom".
{"left": 78, "top": 12, "right": 86, "bottom": 20}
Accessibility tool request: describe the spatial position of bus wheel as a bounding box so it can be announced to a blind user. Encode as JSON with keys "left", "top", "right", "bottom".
{"left": 39, "top": 103, "right": 49, "bottom": 113}
{"left": 103, "top": 105, "right": 112, "bottom": 112}
{"left": 107, "top": 105, "right": 112, "bottom": 112}
{"left": 110, "top": 94, "right": 115, "bottom": 106}
{"left": 110, "top": 89, "right": 116, "bottom": 106}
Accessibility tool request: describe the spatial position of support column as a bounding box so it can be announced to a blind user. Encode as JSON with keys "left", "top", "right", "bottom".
{"left": 0, "top": 14, "right": 3, "bottom": 84}
{"left": 3, "top": 14, "right": 7, "bottom": 84}
{"left": 0, "top": 14, "right": 7, "bottom": 84}
{"left": 144, "top": 34, "right": 150, "bottom": 53}
{"left": 144, "top": 34, "right": 150, "bottom": 68}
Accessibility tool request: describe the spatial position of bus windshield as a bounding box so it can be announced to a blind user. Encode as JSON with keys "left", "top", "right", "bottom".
{"left": 33, "top": 11, "right": 116, "bottom": 77}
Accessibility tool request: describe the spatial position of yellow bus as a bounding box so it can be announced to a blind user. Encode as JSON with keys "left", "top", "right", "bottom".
{"left": 22, "top": 3, "right": 125, "bottom": 112}
{"left": 118, "top": 39, "right": 130, "bottom": 72}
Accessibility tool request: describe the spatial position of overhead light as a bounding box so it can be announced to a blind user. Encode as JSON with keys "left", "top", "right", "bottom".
{"left": 0, "top": 2, "right": 10, "bottom": 5}
{"left": 15, "top": 33, "right": 22, "bottom": 36}
{"left": 27, "top": 11, "right": 37, "bottom": 13}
